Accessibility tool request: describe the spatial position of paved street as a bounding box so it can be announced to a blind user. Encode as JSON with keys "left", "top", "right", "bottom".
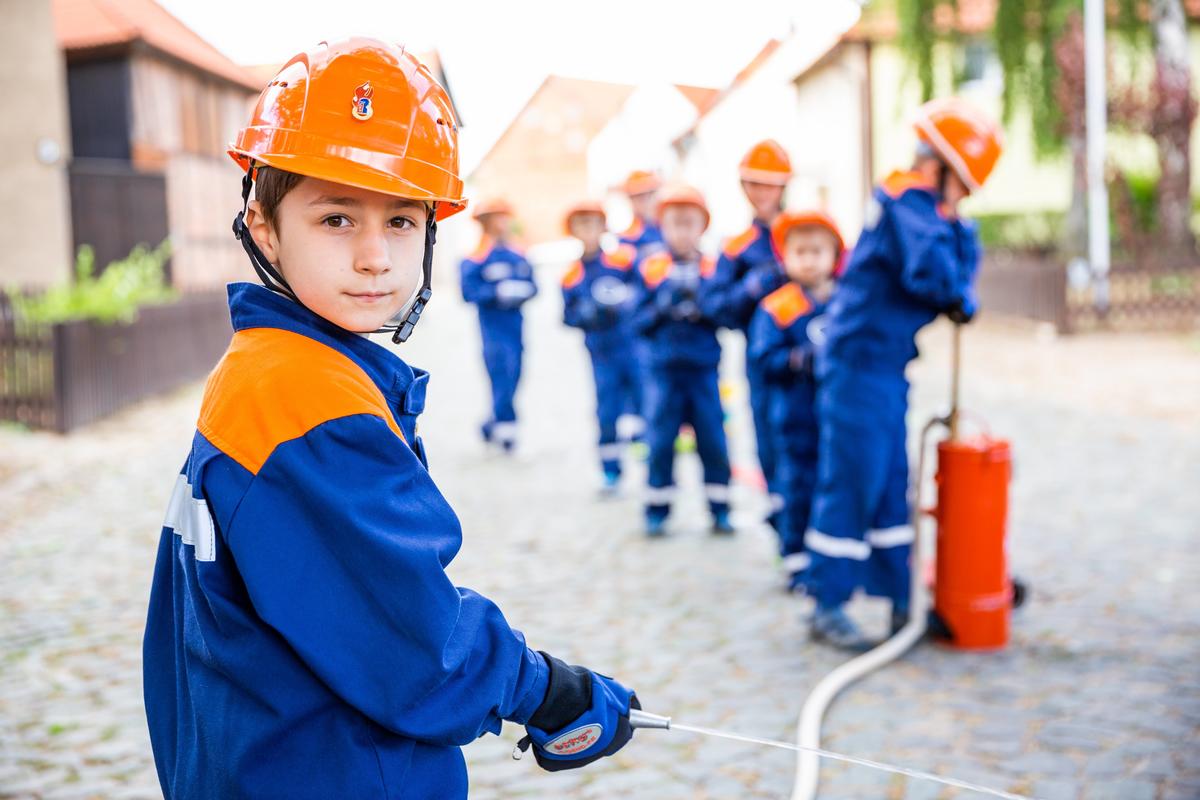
{"left": 1, "top": 274, "right": 1198, "bottom": 800}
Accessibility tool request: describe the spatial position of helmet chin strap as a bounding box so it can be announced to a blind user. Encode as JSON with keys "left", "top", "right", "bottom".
{"left": 230, "top": 162, "right": 437, "bottom": 344}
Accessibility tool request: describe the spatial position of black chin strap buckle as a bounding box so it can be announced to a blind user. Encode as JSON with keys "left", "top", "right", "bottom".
{"left": 392, "top": 286, "right": 432, "bottom": 344}
{"left": 392, "top": 209, "right": 439, "bottom": 344}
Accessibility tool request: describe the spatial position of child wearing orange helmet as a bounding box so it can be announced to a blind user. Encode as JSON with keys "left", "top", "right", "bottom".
{"left": 701, "top": 140, "right": 793, "bottom": 532}
{"left": 632, "top": 186, "right": 732, "bottom": 536}
{"left": 142, "top": 39, "right": 638, "bottom": 798}
{"left": 803, "top": 98, "right": 1002, "bottom": 650}
{"left": 617, "top": 170, "right": 666, "bottom": 259}
{"left": 460, "top": 198, "right": 538, "bottom": 452}
{"left": 560, "top": 201, "right": 644, "bottom": 491}
{"left": 748, "top": 211, "right": 845, "bottom": 593}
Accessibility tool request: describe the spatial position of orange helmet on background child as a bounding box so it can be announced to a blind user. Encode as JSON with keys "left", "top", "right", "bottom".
{"left": 622, "top": 170, "right": 663, "bottom": 197}
{"left": 562, "top": 200, "right": 607, "bottom": 234}
{"left": 656, "top": 185, "right": 710, "bottom": 231}
{"left": 738, "top": 140, "right": 793, "bottom": 185}
{"left": 471, "top": 197, "right": 516, "bottom": 221}
{"left": 228, "top": 38, "right": 466, "bottom": 343}
{"left": 770, "top": 210, "right": 845, "bottom": 257}
{"left": 912, "top": 97, "right": 1004, "bottom": 193}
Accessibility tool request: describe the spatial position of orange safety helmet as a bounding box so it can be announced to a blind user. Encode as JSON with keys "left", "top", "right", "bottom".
{"left": 228, "top": 38, "right": 466, "bottom": 344}
{"left": 622, "top": 170, "right": 663, "bottom": 197}
{"left": 562, "top": 200, "right": 607, "bottom": 234}
{"left": 738, "top": 139, "right": 792, "bottom": 186}
{"left": 912, "top": 97, "right": 1003, "bottom": 193}
{"left": 471, "top": 197, "right": 516, "bottom": 221}
{"left": 229, "top": 38, "right": 466, "bottom": 220}
{"left": 770, "top": 210, "right": 845, "bottom": 258}
{"left": 656, "top": 185, "right": 710, "bottom": 231}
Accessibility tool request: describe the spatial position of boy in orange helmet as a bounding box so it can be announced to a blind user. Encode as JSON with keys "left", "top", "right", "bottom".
{"left": 560, "top": 201, "right": 644, "bottom": 491}
{"left": 142, "top": 39, "right": 639, "bottom": 798}
{"left": 618, "top": 170, "right": 666, "bottom": 259}
{"left": 633, "top": 186, "right": 732, "bottom": 536}
{"left": 702, "top": 140, "right": 792, "bottom": 532}
{"left": 460, "top": 198, "right": 538, "bottom": 453}
{"left": 803, "top": 98, "right": 1002, "bottom": 650}
{"left": 748, "top": 212, "right": 844, "bottom": 593}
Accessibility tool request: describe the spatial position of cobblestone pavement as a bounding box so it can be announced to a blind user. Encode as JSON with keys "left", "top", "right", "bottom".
{"left": 1, "top": 276, "right": 1198, "bottom": 800}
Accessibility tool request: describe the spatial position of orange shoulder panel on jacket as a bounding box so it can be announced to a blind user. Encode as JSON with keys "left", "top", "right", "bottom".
{"left": 621, "top": 217, "right": 645, "bottom": 239}
{"left": 561, "top": 261, "right": 585, "bottom": 289}
{"left": 605, "top": 244, "right": 637, "bottom": 270}
{"left": 762, "top": 283, "right": 812, "bottom": 328}
{"left": 722, "top": 226, "right": 759, "bottom": 259}
{"left": 879, "top": 170, "right": 936, "bottom": 200}
{"left": 198, "top": 328, "right": 406, "bottom": 475}
{"left": 700, "top": 254, "right": 717, "bottom": 279}
{"left": 640, "top": 252, "right": 674, "bottom": 288}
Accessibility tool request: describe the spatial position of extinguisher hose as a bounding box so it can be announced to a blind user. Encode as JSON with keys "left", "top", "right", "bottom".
{"left": 790, "top": 414, "right": 949, "bottom": 800}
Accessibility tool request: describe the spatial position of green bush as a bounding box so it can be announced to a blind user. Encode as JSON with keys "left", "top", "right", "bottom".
{"left": 973, "top": 211, "right": 1065, "bottom": 250}
{"left": 7, "top": 241, "right": 176, "bottom": 325}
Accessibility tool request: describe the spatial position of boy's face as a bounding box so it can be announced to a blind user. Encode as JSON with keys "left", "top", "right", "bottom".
{"left": 741, "top": 180, "right": 785, "bottom": 220}
{"left": 628, "top": 191, "right": 658, "bottom": 222}
{"left": 568, "top": 212, "right": 605, "bottom": 253}
{"left": 246, "top": 176, "right": 429, "bottom": 334}
{"left": 660, "top": 205, "right": 706, "bottom": 256}
{"left": 781, "top": 227, "right": 838, "bottom": 287}
{"left": 479, "top": 212, "right": 512, "bottom": 240}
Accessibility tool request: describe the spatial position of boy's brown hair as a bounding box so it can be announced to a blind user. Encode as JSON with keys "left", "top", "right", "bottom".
{"left": 254, "top": 167, "right": 306, "bottom": 228}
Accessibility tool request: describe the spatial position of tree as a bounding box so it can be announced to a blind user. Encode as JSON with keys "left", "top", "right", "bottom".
{"left": 1149, "top": 0, "right": 1197, "bottom": 257}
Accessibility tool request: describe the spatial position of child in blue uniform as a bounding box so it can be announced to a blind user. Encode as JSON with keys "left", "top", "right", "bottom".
{"left": 561, "top": 201, "right": 644, "bottom": 491}
{"left": 142, "top": 40, "right": 638, "bottom": 799}
{"left": 747, "top": 211, "right": 844, "bottom": 593}
{"left": 701, "top": 140, "right": 793, "bottom": 530}
{"left": 618, "top": 170, "right": 666, "bottom": 259}
{"left": 632, "top": 186, "right": 732, "bottom": 536}
{"left": 460, "top": 197, "right": 537, "bottom": 452}
{"left": 804, "top": 98, "right": 1003, "bottom": 649}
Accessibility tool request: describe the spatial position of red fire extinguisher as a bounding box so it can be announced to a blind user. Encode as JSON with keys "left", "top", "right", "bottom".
{"left": 921, "top": 324, "right": 1025, "bottom": 650}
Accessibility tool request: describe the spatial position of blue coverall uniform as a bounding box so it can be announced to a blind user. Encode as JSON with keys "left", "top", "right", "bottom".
{"left": 617, "top": 216, "right": 665, "bottom": 261}
{"left": 747, "top": 282, "right": 828, "bottom": 577}
{"left": 561, "top": 245, "right": 645, "bottom": 477}
{"left": 143, "top": 284, "right": 550, "bottom": 800}
{"left": 633, "top": 251, "right": 731, "bottom": 523}
{"left": 806, "top": 171, "right": 980, "bottom": 611}
{"left": 701, "top": 219, "right": 786, "bottom": 521}
{"left": 460, "top": 237, "right": 538, "bottom": 448}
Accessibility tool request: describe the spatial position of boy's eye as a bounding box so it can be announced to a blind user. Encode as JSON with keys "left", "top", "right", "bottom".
{"left": 390, "top": 216, "right": 417, "bottom": 230}
{"left": 322, "top": 214, "right": 350, "bottom": 228}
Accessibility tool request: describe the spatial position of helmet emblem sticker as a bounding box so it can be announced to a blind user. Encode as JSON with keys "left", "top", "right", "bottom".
{"left": 352, "top": 82, "right": 375, "bottom": 121}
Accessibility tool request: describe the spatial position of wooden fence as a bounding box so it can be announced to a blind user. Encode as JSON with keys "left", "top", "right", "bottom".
{"left": 0, "top": 293, "right": 230, "bottom": 433}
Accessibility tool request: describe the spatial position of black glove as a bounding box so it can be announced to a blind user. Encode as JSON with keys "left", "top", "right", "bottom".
{"left": 945, "top": 299, "right": 975, "bottom": 325}
{"left": 518, "top": 652, "right": 638, "bottom": 772}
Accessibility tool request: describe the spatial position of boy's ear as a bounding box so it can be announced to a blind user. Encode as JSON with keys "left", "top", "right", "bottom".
{"left": 244, "top": 200, "right": 280, "bottom": 265}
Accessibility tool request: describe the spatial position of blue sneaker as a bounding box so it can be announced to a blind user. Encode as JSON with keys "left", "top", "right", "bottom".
{"left": 645, "top": 516, "right": 667, "bottom": 538}
{"left": 599, "top": 471, "right": 621, "bottom": 497}
{"left": 811, "top": 606, "right": 874, "bottom": 652}
{"left": 711, "top": 510, "right": 734, "bottom": 535}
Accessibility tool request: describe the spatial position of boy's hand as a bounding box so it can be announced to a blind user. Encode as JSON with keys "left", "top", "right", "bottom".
{"left": 518, "top": 653, "right": 638, "bottom": 772}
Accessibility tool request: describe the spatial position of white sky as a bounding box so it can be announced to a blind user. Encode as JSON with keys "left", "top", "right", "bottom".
{"left": 158, "top": 0, "right": 861, "bottom": 172}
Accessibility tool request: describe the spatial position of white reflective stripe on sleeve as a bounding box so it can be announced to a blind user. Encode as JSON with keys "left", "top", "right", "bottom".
{"left": 805, "top": 529, "right": 871, "bottom": 561}
{"left": 769, "top": 492, "right": 786, "bottom": 513}
{"left": 704, "top": 483, "right": 731, "bottom": 503}
{"left": 597, "top": 443, "right": 625, "bottom": 460}
{"left": 163, "top": 475, "right": 216, "bottom": 562}
{"left": 783, "top": 552, "right": 812, "bottom": 573}
{"left": 867, "top": 525, "right": 915, "bottom": 549}
{"left": 644, "top": 486, "right": 677, "bottom": 505}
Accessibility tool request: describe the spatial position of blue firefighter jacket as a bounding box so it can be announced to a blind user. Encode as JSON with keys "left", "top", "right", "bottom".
{"left": 632, "top": 250, "right": 722, "bottom": 369}
{"left": 460, "top": 237, "right": 538, "bottom": 343}
{"left": 617, "top": 216, "right": 665, "bottom": 260}
{"left": 821, "top": 171, "right": 980, "bottom": 372}
{"left": 561, "top": 245, "right": 641, "bottom": 356}
{"left": 143, "top": 283, "right": 549, "bottom": 800}
{"left": 701, "top": 218, "right": 782, "bottom": 331}
{"left": 747, "top": 282, "right": 827, "bottom": 437}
